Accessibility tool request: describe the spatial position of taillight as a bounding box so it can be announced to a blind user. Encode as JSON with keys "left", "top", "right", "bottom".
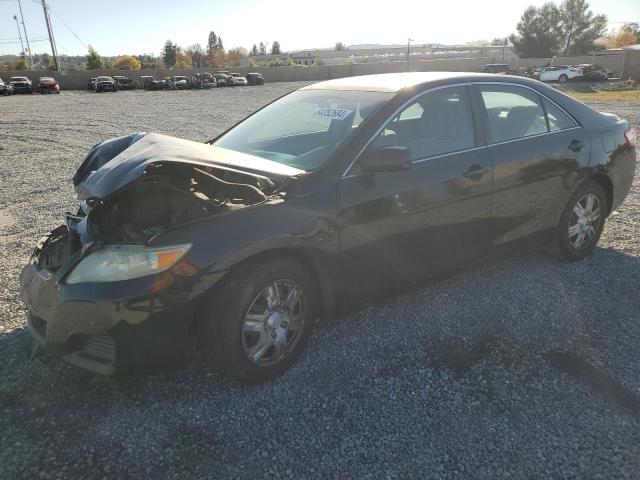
{"left": 625, "top": 128, "right": 637, "bottom": 148}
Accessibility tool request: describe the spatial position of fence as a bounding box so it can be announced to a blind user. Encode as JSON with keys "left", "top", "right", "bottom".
{"left": 2, "top": 51, "right": 638, "bottom": 90}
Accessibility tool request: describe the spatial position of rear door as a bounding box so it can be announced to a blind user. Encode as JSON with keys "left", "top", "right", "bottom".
{"left": 474, "top": 83, "right": 590, "bottom": 244}
{"left": 338, "top": 85, "right": 493, "bottom": 298}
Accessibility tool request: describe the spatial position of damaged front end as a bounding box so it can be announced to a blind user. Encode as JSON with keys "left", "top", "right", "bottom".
{"left": 20, "top": 132, "right": 297, "bottom": 374}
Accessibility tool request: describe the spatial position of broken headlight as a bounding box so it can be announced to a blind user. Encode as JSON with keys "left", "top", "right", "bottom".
{"left": 65, "top": 244, "right": 191, "bottom": 284}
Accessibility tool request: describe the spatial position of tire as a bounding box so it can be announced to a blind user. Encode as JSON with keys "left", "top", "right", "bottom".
{"left": 198, "top": 256, "right": 319, "bottom": 383}
{"left": 559, "top": 74, "right": 568, "bottom": 83}
{"left": 555, "top": 180, "right": 607, "bottom": 261}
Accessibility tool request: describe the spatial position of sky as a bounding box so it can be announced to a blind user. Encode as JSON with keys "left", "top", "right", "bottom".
{"left": 1, "top": 0, "right": 639, "bottom": 57}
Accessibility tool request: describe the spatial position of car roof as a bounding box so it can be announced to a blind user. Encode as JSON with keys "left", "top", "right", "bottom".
{"left": 301, "top": 72, "right": 530, "bottom": 93}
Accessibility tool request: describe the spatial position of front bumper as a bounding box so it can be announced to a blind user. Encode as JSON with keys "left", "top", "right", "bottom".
{"left": 19, "top": 230, "right": 219, "bottom": 374}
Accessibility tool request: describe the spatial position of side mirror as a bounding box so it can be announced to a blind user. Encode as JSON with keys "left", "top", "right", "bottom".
{"left": 359, "top": 146, "right": 411, "bottom": 173}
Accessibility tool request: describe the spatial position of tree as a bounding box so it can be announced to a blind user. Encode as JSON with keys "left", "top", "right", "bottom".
{"left": 227, "top": 47, "right": 248, "bottom": 66}
{"left": 162, "top": 40, "right": 180, "bottom": 68}
{"left": 491, "top": 37, "right": 509, "bottom": 46}
{"left": 210, "top": 32, "right": 220, "bottom": 53}
{"left": 174, "top": 52, "right": 192, "bottom": 68}
{"left": 558, "top": 0, "right": 607, "bottom": 54}
{"left": 39, "top": 53, "right": 55, "bottom": 70}
{"left": 335, "top": 42, "right": 346, "bottom": 51}
{"left": 113, "top": 55, "right": 141, "bottom": 70}
{"left": 217, "top": 37, "right": 224, "bottom": 51}
{"left": 509, "top": 3, "right": 562, "bottom": 57}
{"left": 186, "top": 44, "right": 206, "bottom": 67}
{"left": 271, "top": 41, "right": 281, "bottom": 55}
{"left": 259, "top": 42, "right": 266, "bottom": 55}
{"left": 86, "top": 46, "right": 104, "bottom": 70}
{"left": 209, "top": 49, "right": 227, "bottom": 68}
{"left": 14, "top": 54, "right": 28, "bottom": 71}
{"left": 606, "top": 23, "right": 639, "bottom": 49}
{"left": 250, "top": 44, "right": 259, "bottom": 56}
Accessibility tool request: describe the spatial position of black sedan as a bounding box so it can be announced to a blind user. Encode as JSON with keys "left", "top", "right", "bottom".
{"left": 20, "top": 72, "right": 636, "bottom": 383}
{"left": 94, "top": 76, "right": 117, "bottom": 92}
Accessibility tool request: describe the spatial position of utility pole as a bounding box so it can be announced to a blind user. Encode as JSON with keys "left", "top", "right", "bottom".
{"left": 17, "top": 0, "right": 33, "bottom": 68}
{"left": 407, "top": 37, "right": 413, "bottom": 69}
{"left": 41, "top": 0, "right": 60, "bottom": 71}
{"left": 12, "top": 15, "right": 28, "bottom": 68}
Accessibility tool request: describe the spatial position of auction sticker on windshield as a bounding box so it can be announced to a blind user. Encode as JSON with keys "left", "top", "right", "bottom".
{"left": 314, "top": 108, "right": 353, "bottom": 121}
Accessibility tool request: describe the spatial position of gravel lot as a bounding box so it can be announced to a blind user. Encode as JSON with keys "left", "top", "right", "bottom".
{"left": 1, "top": 84, "right": 639, "bottom": 479}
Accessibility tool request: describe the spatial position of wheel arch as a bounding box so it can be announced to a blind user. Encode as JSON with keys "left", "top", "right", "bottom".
{"left": 196, "top": 247, "right": 338, "bottom": 327}
{"left": 586, "top": 173, "right": 614, "bottom": 216}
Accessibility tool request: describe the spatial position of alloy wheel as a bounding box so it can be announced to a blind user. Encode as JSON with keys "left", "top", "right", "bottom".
{"left": 241, "top": 279, "right": 306, "bottom": 366}
{"left": 568, "top": 193, "right": 600, "bottom": 249}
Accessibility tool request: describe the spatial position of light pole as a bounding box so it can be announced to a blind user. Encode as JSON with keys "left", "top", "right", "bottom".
{"left": 41, "top": 0, "right": 60, "bottom": 71}
{"left": 12, "top": 15, "right": 28, "bottom": 68}
{"left": 17, "top": 0, "right": 33, "bottom": 68}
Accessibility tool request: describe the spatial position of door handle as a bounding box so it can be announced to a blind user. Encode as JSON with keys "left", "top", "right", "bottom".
{"left": 568, "top": 139, "right": 585, "bottom": 152}
{"left": 463, "top": 165, "right": 490, "bottom": 178}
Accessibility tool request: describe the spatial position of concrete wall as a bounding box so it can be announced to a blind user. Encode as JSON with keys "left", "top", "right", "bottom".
{"left": 2, "top": 52, "right": 637, "bottom": 90}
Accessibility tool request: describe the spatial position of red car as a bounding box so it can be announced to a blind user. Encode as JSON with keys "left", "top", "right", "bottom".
{"left": 39, "top": 77, "right": 60, "bottom": 94}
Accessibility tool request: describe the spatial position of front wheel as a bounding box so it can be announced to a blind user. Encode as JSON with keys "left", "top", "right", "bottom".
{"left": 198, "top": 257, "right": 318, "bottom": 383}
{"left": 555, "top": 180, "right": 607, "bottom": 261}
{"left": 559, "top": 74, "right": 568, "bottom": 83}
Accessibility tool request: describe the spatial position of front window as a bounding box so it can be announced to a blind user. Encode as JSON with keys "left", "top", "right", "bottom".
{"left": 214, "top": 89, "right": 393, "bottom": 171}
{"left": 97, "top": 76, "right": 113, "bottom": 81}
{"left": 12, "top": 77, "right": 28, "bottom": 82}
{"left": 366, "top": 86, "right": 476, "bottom": 162}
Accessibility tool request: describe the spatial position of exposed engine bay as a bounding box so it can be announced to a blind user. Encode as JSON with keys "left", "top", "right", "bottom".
{"left": 88, "top": 162, "right": 276, "bottom": 243}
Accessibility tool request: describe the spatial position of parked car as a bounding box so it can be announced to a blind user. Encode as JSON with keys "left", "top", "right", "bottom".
{"left": 246, "top": 72, "right": 265, "bottom": 85}
{"left": 19, "top": 73, "right": 636, "bottom": 383}
{"left": 538, "top": 65, "right": 583, "bottom": 83}
{"left": 230, "top": 73, "right": 248, "bottom": 86}
{"left": 94, "top": 76, "right": 117, "bottom": 92}
{"left": 10, "top": 76, "right": 32, "bottom": 94}
{"left": 577, "top": 64, "right": 612, "bottom": 81}
{"left": 0, "top": 78, "right": 14, "bottom": 96}
{"left": 38, "top": 77, "right": 60, "bottom": 94}
{"left": 113, "top": 75, "right": 135, "bottom": 90}
{"left": 192, "top": 73, "right": 217, "bottom": 89}
{"left": 137, "top": 76, "right": 154, "bottom": 90}
{"left": 213, "top": 72, "right": 231, "bottom": 86}
{"left": 479, "top": 64, "right": 510, "bottom": 74}
{"left": 170, "top": 75, "right": 190, "bottom": 90}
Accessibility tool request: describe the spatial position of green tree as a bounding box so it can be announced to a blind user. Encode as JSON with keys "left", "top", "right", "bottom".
{"left": 39, "top": 53, "right": 55, "bottom": 70}
{"left": 335, "top": 42, "right": 346, "bottom": 51}
{"left": 207, "top": 31, "right": 218, "bottom": 54}
{"left": 558, "top": 0, "right": 607, "bottom": 54}
{"left": 14, "top": 54, "right": 29, "bottom": 71}
{"left": 271, "top": 41, "right": 281, "bottom": 55}
{"left": 250, "top": 44, "right": 259, "bottom": 56}
{"left": 162, "top": 40, "right": 180, "bottom": 68}
{"left": 217, "top": 37, "right": 224, "bottom": 51}
{"left": 86, "top": 46, "right": 104, "bottom": 70}
{"left": 509, "top": 3, "right": 562, "bottom": 57}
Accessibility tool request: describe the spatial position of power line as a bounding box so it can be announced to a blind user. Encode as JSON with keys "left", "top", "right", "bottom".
{"left": 46, "top": 4, "right": 89, "bottom": 50}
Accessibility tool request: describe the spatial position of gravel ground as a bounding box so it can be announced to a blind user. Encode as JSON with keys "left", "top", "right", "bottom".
{"left": 0, "top": 85, "right": 639, "bottom": 479}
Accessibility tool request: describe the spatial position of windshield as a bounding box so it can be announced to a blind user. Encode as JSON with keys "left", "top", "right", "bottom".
{"left": 11, "top": 77, "right": 28, "bottom": 81}
{"left": 97, "top": 76, "right": 112, "bottom": 81}
{"left": 214, "top": 89, "right": 392, "bottom": 171}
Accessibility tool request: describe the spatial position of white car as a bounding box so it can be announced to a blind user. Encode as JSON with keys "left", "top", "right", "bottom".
{"left": 230, "top": 74, "right": 248, "bottom": 86}
{"left": 538, "top": 65, "right": 583, "bottom": 83}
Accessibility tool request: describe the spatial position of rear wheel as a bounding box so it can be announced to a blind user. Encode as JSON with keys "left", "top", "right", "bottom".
{"left": 198, "top": 257, "right": 318, "bottom": 383}
{"left": 559, "top": 74, "right": 568, "bottom": 83}
{"left": 555, "top": 180, "right": 606, "bottom": 261}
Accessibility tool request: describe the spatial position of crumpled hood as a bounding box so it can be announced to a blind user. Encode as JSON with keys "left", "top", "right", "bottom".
{"left": 74, "top": 132, "right": 305, "bottom": 201}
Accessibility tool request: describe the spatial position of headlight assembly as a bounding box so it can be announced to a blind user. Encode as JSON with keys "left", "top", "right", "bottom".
{"left": 65, "top": 244, "right": 191, "bottom": 284}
